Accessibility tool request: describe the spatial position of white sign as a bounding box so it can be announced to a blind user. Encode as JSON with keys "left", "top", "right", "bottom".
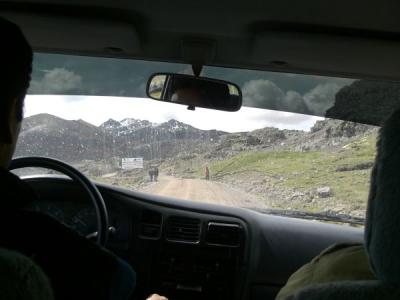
{"left": 121, "top": 157, "right": 143, "bottom": 169}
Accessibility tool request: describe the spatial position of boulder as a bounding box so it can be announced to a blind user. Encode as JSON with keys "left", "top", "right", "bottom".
{"left": 317, "top": 186, "right": 332, "bottom": 198}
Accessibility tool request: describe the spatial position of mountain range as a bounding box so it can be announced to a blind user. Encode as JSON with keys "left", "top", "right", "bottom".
{"left": 15, "top": 113, "right": 377, "bottom": 164}
{"left": 15, "top": 114, "right": 225, "bottom": 162}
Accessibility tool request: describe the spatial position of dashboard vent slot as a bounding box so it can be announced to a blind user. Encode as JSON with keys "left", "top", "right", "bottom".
{"left": 206, "top": 222, "right": 241, "bottom": 247}
{"left": 139, "top": 210, "right": 162, "bottom": 239}
{"left": 166, "top": 216, "right": 201, "bottom": 243}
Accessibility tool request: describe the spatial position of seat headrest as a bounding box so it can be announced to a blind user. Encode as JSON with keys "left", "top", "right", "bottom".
{"left": 365, "top": 108, "right": 400, "bottom": 283}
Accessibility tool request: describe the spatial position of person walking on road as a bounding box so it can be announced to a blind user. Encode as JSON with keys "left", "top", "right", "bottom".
{"left": 154, "top": 167, "right": 159, "bottom": 182}
{"left": 148, "top": 168, "right": 154, "bottom": 182}
{"left": 205, "top": 166, "right": 210, "bottom": 180}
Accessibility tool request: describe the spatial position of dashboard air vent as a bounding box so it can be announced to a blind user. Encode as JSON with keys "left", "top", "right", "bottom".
{"left": 166, "top": 216, "right": 201, "bottom": 243}
{"left": 139, "top": 210, "right": 162, "bottom": 239}
{"left": 206, "top": 222, "right": 241, "bottom": 247}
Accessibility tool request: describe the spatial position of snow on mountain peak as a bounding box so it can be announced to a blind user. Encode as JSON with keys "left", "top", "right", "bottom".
{"left": 100, "top": 118, "right": 196, "bottom": 134}
{"left": 100, "top": 119, "right": 121, "bottom": 129}
{"left": 120, "top": 118, "right": 158, "bottom": 129}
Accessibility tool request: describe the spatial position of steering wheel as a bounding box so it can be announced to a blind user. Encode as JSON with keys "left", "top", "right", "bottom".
{"left": 9, "top": 156, "right": 109, "bottom": 246}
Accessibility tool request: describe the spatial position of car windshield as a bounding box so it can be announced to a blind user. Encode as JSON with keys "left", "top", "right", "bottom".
{"left": 14, "top": 53, "right": 386, "bottom": 225}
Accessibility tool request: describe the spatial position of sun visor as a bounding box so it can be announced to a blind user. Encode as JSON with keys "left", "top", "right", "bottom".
{"left": 253, "top": 31, "right": 400, "bottom": 80}
{"left": 1, "top": 12, "right": 141, "bottom": 56}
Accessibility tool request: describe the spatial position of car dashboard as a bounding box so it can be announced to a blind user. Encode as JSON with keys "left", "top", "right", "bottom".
{"left": 23, "top": 177, "right": 363, "bottom": 300}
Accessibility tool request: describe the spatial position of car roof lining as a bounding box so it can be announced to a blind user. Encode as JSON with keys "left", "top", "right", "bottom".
{"left": 2, "top": 1, "right": 400, "bottom": 81}
{"left": 3, "top": 0, "right": 400, "bottom": 127}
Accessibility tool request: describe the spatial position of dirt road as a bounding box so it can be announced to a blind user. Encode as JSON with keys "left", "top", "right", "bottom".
{"left": 142, "top": 175, "right": 267, "bottom": 208}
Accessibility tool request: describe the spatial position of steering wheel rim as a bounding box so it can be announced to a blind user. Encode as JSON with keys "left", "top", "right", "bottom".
{"left": 9, "top": 156, "right": 109, "bottom": 246}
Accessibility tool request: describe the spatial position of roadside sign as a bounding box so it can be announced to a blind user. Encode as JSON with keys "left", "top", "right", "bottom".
{"left": 121, "top": 157, "right": 143, "bottom": 169}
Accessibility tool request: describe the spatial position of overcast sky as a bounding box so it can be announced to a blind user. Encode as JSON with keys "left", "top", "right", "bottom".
{"left": 24, "top": 95, "right": 322, "bottom": 132}
{"left": 25, "top": 53, "right": 356, "bottom": 132}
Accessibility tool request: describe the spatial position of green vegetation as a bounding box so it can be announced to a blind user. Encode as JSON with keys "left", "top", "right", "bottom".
{"left": 82, "top": 127, "right": 378, "bottom": 218}
{"left": 206, "top": 133, "right": 377, "bottom": 216}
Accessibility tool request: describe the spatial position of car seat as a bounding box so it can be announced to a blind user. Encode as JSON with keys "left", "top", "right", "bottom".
{"left": 283, "top": 109, "right": 400, "bottom": 300}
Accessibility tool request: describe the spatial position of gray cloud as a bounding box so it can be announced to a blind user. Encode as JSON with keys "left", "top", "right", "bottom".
{"left": 242, "top": 79, "right": 348, "bottom": 117}
{"left": 304, "top": 83, "right": 341, "bottom": 115}
{"left": 242, "top": 79, "right": 284, "bottom": 108}
{"left": 242, "top": 79, "right": 310, "bottom": 114}
{"left": 250, "top": 108, "right": 318, "bottom": 126}
{"left": 30, "top": 68, "right": 82, "bottom": 94}
{"left": 280, "top": 90, "right": 309, "bottom": 113}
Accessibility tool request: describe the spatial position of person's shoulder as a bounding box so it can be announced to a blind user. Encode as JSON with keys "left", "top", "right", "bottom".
{"left": 0, "top": 168, "right": 38, "bottom": 208}
{"left": 4, "top": 210, "right": 60, "bottom": 227}
{"left": 0, "top": 248, "right": 54, "bottom": 300}
{"left": 0, "top": 210, "right": 76, "bottom": 243}
{"left": 2, "top": 210, "right": 118, "bottom": 263}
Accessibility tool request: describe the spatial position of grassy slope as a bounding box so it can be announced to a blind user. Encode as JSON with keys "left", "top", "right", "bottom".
{"left": 206, "top": 133, "right": 377, "bottom": 214}
{"left": 90, "top": 131, "right": 378, "bottom": 217}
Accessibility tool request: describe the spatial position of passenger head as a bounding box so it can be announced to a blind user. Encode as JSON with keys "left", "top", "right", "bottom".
{"left": 0, "top": 17, "right": 33, "bottom": 168}
{"left": 365, "top": 106, "right": 400, "bottom": 283}
{"left": 170, "top": 77, "right": 203, "bottom": 107}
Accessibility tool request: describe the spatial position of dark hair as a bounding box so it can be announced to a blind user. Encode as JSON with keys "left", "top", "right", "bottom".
{"left": 0, "top": 17, "right": 33, "bottom": 122}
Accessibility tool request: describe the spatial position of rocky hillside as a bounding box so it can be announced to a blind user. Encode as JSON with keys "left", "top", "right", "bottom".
{"left": 199, "top": 118, "right": 377, "bottom": 160}
{"left": 17, "top": 114, "right": 115, "bottom": 162}
{"left": 15, "top": 114, "right": 225, "bottom": 162}
{"left": 157, "top": 118, "right": 378, "bottom": 219}
{"left": 15, "top": 113, "right": 377, "bottom": 164}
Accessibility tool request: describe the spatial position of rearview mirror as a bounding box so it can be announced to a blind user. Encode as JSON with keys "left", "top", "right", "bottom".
{"left": 146, "top": 73, "right": 242, "bottom": 111}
